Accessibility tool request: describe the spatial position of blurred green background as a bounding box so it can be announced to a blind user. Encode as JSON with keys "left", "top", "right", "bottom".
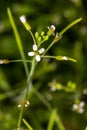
{"left": 0, "top": 0, "right": 87, "bottom": 130}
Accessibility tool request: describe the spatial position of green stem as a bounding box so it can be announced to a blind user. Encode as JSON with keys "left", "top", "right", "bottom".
{"left": 7, "top": 8, "right": 29, "bottom": 77}
{"left": 43, "top": 41, "right": 54, "bottom": 55}
{"left": 29, "top": 30, "right": 37, "bottom": 45}
{"left": 7, "top": 8, "right": 30, "bottom": 130}
{"left": 17, "top": 58, "right": 36, "bottom": 130}
{"left": 47, "top": 109, "right": 56, "bottom": 130}
{"left": 47, "top": 109, "right": 65, "bottom": 130}
{"left": 59, "top": 18, "right": 82, "bottom": 37}
{"left": 22, "top": 118, "right": 34, "bottom": 130}
{"left": 26, "top": 58, "right": 36, "bottom": 98}
{"left": 42, "top": 55, "right": 55, "bottom": 59}
{"left": 17, "top": 106, "right": 24, "bottom": 130}
{"left": 34, "top": 88, "right": 52, "bottom": 112}
{"left": 9, "top": 59, "right": 31, "bottom": 63}
{"left": 55, "top": 110, "right": 65, "bottom": 130}
{"left": 43, "top": 18, "right": 82, "bottom": 55}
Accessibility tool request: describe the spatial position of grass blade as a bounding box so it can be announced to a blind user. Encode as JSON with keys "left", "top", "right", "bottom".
{"left": 7, "top": 7, "right": 29, "bottom": 77}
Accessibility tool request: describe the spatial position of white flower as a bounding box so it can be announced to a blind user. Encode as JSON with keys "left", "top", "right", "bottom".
{"left": 19, "top": 15, "right": 26, "bottom": 23}
{"left": 0, "top": 59, "right": 9, "bottom": 64}
{"left": 50, "top": 25, "right": 56, "bottom": 31}
{"left": 72, "top": 101, "right": 85, "bottom": 114}
{"left": 48, "top": 25, "right": 56, "bottom": 31}
{"left": 0, "top": 60, "right": 4, "bottom": 64}
{"left": 28, "top": 44, "right": 45, "bottom": 61}
{"left": 18, "top": 100, "right": 30, "bottom": 108}
{"left": 25, "top": 100, "right": 30, "bottom": 107}
{"left": 47, "top": 25, "right": 56, "bottom": 36}
{"left": 62, "top": 56, "right": 68, "bottom": 60}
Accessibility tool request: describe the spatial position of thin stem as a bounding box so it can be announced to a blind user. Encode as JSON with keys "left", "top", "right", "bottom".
{"left": 7, "top": 8, "right": 30, "bottom": 130}
{"left": 27, "top": 58, "right": 36, "bottom": 83}
{"left": 22, "top": 118, "right": 34, "bottom": 130}
{"left": 43, "top": 41, "right": 54, "bottom": 55}
{"left": 59, "top": 18, "right": 82, "bottom": 37}
{"left": 17, "top": 58, "right": 36, "bottom": 130}
{"left": 26, "top": 58, "right": 36, "bottom": 98}
{"left": 55, "top": 110, "right": 65, "bottom": 130}
{"left": 7, "top": 8, "right": 29, "bottom": 77}
{"left": 29, "top": 30, "right": 37, "bottom": 45}
{"left": 34, "top": 88, "right": 52, "bottom": 112}
{"left": 47, "top": 109, "right": 65, "bottom": 130}
{"left": 9, "top": 59, "right": 31, "bottom": 63}
{"left": 43, "top": 18, "right": 82, "bottom": 55}
{"left": 47, "top": 109, "right": 56, "bottom": 130}
{"left": 17, "top": 106, "right": 24, "bottom": 130}
{"left": 41, "top": 55, "right": 55, "bottom": 59}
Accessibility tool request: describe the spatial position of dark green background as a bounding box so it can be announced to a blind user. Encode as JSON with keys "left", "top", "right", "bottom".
{"left": 0, "top": 0, "right": 87, "bottom": 130}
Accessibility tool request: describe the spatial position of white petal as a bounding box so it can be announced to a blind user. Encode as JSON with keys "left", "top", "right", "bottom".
{"left": 72, "top": 104, "right": 78, "bottom": 110}
{"left": 78, "top": 108, "right": 84, "bottom": 113}
{"left": 33, "top": 44, "right": 38, "bottom": 51}
{"left": 38, "top": 48, "right": 45, "bottom": 54}
{"left": 28, "top": 52, "right": 34, "bottom": 56}
{"left": 35, "top": 55, "right": 41, "bottom": 61}
{"left": 18, "top": 104, "right": 22, "bottom": 108}
{"left": 51, "top": 87, "right": 56, "bottom": 92}
{"left": 62, "top": 56, "right": 67, "bottom": 60}
{"left": 80, "top": 101, "right": 85, "bottom": 107}
{"left": 50, "top": 25, "right": 56, "bottom": 31}
{"left": 0, "top": 60, "right": 4, "bottom": 64}
{"left": 20, "top": 15, "right": 26, "bottom": 23}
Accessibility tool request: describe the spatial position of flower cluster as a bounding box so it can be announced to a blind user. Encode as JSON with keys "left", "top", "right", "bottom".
{"left": 18, "top": 100, "right": 30, "bottom": 108}
{"left": 72, "top": 101, "right": 85, "bottom": 114}
{"left": 19, "top": 15, "right": 60, "bottom": 62}
{"left": 28, "top": 25, "right": 57, "bottom": 61}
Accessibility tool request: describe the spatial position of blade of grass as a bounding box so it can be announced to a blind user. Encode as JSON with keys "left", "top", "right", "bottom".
{"left": 47, "top": 109, "right": 65, "bottom": 130}
{"left": 7, "top": 7, "right": 29, "bottom": 77}
{"left": 47, "top": 109, "right": 56, "bottom": 130}
{"left": 55, "top": 109, "right": 65, "bottom": 130}
{"left": 22, "top": 118, "right": 34, "bottom": 130}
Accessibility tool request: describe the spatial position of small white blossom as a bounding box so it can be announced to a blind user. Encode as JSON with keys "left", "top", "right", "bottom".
{"left": 18, "top": 100, "right": 30, "bottom": 108}
{"left": 20, "top": 15, "right": 26, "bottom": 23}
{"left": 47, "top": 25, "right": 56, "bottom": 36}
{"left": 48, "top": 25, "right": 56, "bottom": 31}
{"left": 49, "top": 79, "right": 57, "bottom": 92}
{"left": 0, "top": 60, "right": 4, "bottom": 64}
{"left": 72, "top": 101, "right": 85, "bottom": 114}
{"left": 0, "top": 59, "right": 9, "bottom": 64}
{"left": 25, "top": 100, "right": 30, "bottom": 107}
{"left": 28, "top": 44, "right": 45, "bottom": 62}
{"left": 62, "top": 56, "right": 68, "bottom": 60}
{"left": 18, "top": 104, "right": 22, "bottom": 108}
{"left": 50, "top": 25, "right": 56, "bottom": 31}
